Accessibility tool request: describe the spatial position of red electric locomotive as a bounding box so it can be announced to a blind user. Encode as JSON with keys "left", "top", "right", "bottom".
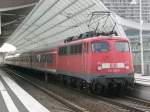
{"left": 5, "top": 31, "right": 134, "bottom": 93}
{"left": 57, "top": 32, "right": 134, "bottom": 92}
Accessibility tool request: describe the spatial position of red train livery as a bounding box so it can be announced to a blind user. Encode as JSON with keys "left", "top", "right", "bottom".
{"left": 5, "top": 33, "right": 134, "bottom": 93}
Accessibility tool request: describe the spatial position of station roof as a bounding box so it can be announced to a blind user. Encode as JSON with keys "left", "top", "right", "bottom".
{"left": 5, "top": 0, "right": 126, "bottom": 53}
{"left": 0, "top": 0, "right": 39, "bottom": 46}
{"left": 2, "top": 0, "right": 150, "bottom": 53}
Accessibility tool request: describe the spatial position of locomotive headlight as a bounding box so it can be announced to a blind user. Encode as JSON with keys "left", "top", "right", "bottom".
{"left": 126, "top": 66, "right": 129, "bottom": 69}
{"left": 97, "top": 66, "right": 102, "bottom": 70}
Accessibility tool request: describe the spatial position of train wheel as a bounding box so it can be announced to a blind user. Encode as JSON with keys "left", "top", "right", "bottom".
{"left": 95, "top": 83, "right": 104, "bottom": 94}
{"left": 91, "top": 81, "right": 104, "bottom": 94}
{"left": 80, "top": 80, "right": 85, "bottom": 90}
{"left": 79, "top": 80, "right": 89, "bottom": 92}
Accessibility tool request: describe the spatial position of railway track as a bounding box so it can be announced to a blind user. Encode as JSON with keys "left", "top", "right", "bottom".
{"left": 4, "top": 67, "right": 150, "bottom": 112}
{"left": 4, "top": 68, "right": 89, "bottom": 112}
{"left": 124, "top": 96, "right": 150, "bottom": 107}
{"left": 103, "top": 96, "right": 150, "bottom": 112}
{"left": 85, "top": 92, "right": 150, "bottom": 112}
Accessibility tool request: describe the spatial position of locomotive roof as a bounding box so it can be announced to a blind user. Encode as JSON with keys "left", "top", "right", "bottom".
{"left": 60, "top": 36, "right": 129, "bottom": 47}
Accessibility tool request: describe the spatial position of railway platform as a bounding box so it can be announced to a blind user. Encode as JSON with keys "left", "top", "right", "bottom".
{"left": 135, "top": 73, "right": 150, "bottom": 86}
{"left": 0, "top": 69, "right": 50, "bottom": 112}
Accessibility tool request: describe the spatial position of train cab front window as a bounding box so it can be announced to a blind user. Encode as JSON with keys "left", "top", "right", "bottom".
{"left": 115, "top": 42, "right": 129, "bottom": 52}
{"left": 92, "top": 42, "right": 109, "bottom": 52}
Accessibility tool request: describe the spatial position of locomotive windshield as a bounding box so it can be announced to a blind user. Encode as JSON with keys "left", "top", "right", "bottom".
{"left": 92, "top": 42, "right": 109, "bottom": 52}
{"left": 115, "top": 42, "right": 129, "bottom": 52}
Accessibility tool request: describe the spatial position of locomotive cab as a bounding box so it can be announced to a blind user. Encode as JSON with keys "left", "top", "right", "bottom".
{"left": 88, "top": 37, "right": 134, "bottom": 89}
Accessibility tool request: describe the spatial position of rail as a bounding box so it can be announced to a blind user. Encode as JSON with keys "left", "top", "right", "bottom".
{"left": 4, "top": 67, "right": 150, "bottom": 112}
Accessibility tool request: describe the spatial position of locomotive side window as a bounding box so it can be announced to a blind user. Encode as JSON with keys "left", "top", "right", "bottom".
{"left": 59, "top": 46, "right": 67, "bottom": 55}
{"left": 92, "top": 42, "right": 109, "bottom": 52}
{"left": 115, "top": 42, "right": 129, "bottom": 52}
{"left": 70, "top": 44, "right": 82, "bottom": 54}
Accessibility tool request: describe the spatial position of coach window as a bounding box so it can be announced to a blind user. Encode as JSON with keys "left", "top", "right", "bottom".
{"left": 32, "top": 56, "right": 33, "bottom": 62}
{"left": 45, "top": 55, "right": 47, "bottom": 62}
{"left": 45, "top": 54, "right": 48, "bottom": 63}
{"left": 47, "top": 54, "right": 53, "bottom": 63}
{"left": 41, "top": 55, "right": 44, "bottom": 62}
{"left": 115, "top": 41, "right": 129, "bottom": 52}
{"left": 22, "top": 57, "right": 24, "bottom": 62}
{"left": 92, "top": 42, "right": 109, "bottom": 52}
{"left": 32, "top": 56, "right": 34, "bottom": 62}
{"left": 34, "top": 56, "right": 36, "bottom": 62}
{"left": 24, "top": 57, "right": 26, "bottom": 62}
{"left": 26, "top": 57, "right": 27, "bottom": 62}
{"left": 43, "top": 55, "right": 46, "bottom": 62}
{"left": 42, "top": 55, "right": 46, "bottom": 63}
{"left": 33, "top": 56, "right": 35, "bottom": 62}
{"left": 40, "top": 56, "right": 42, "bottom": 62}
{"left": 36, "top": 56, "right": 38, "bottom": 62}
{"left": 44, "top": 55, "right": 47, "bottom": 62}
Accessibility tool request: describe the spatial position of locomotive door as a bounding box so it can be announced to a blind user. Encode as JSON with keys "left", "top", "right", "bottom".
{"left": 83, "top": 42, "right": 88, "bottom": 73}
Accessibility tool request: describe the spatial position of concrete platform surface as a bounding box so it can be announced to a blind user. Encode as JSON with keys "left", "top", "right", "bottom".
{"left": 0, "top": 70, "right": 50, "bottom": 112}
{"left": 135, "top": 73, "right": 150, "bottom": 86}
